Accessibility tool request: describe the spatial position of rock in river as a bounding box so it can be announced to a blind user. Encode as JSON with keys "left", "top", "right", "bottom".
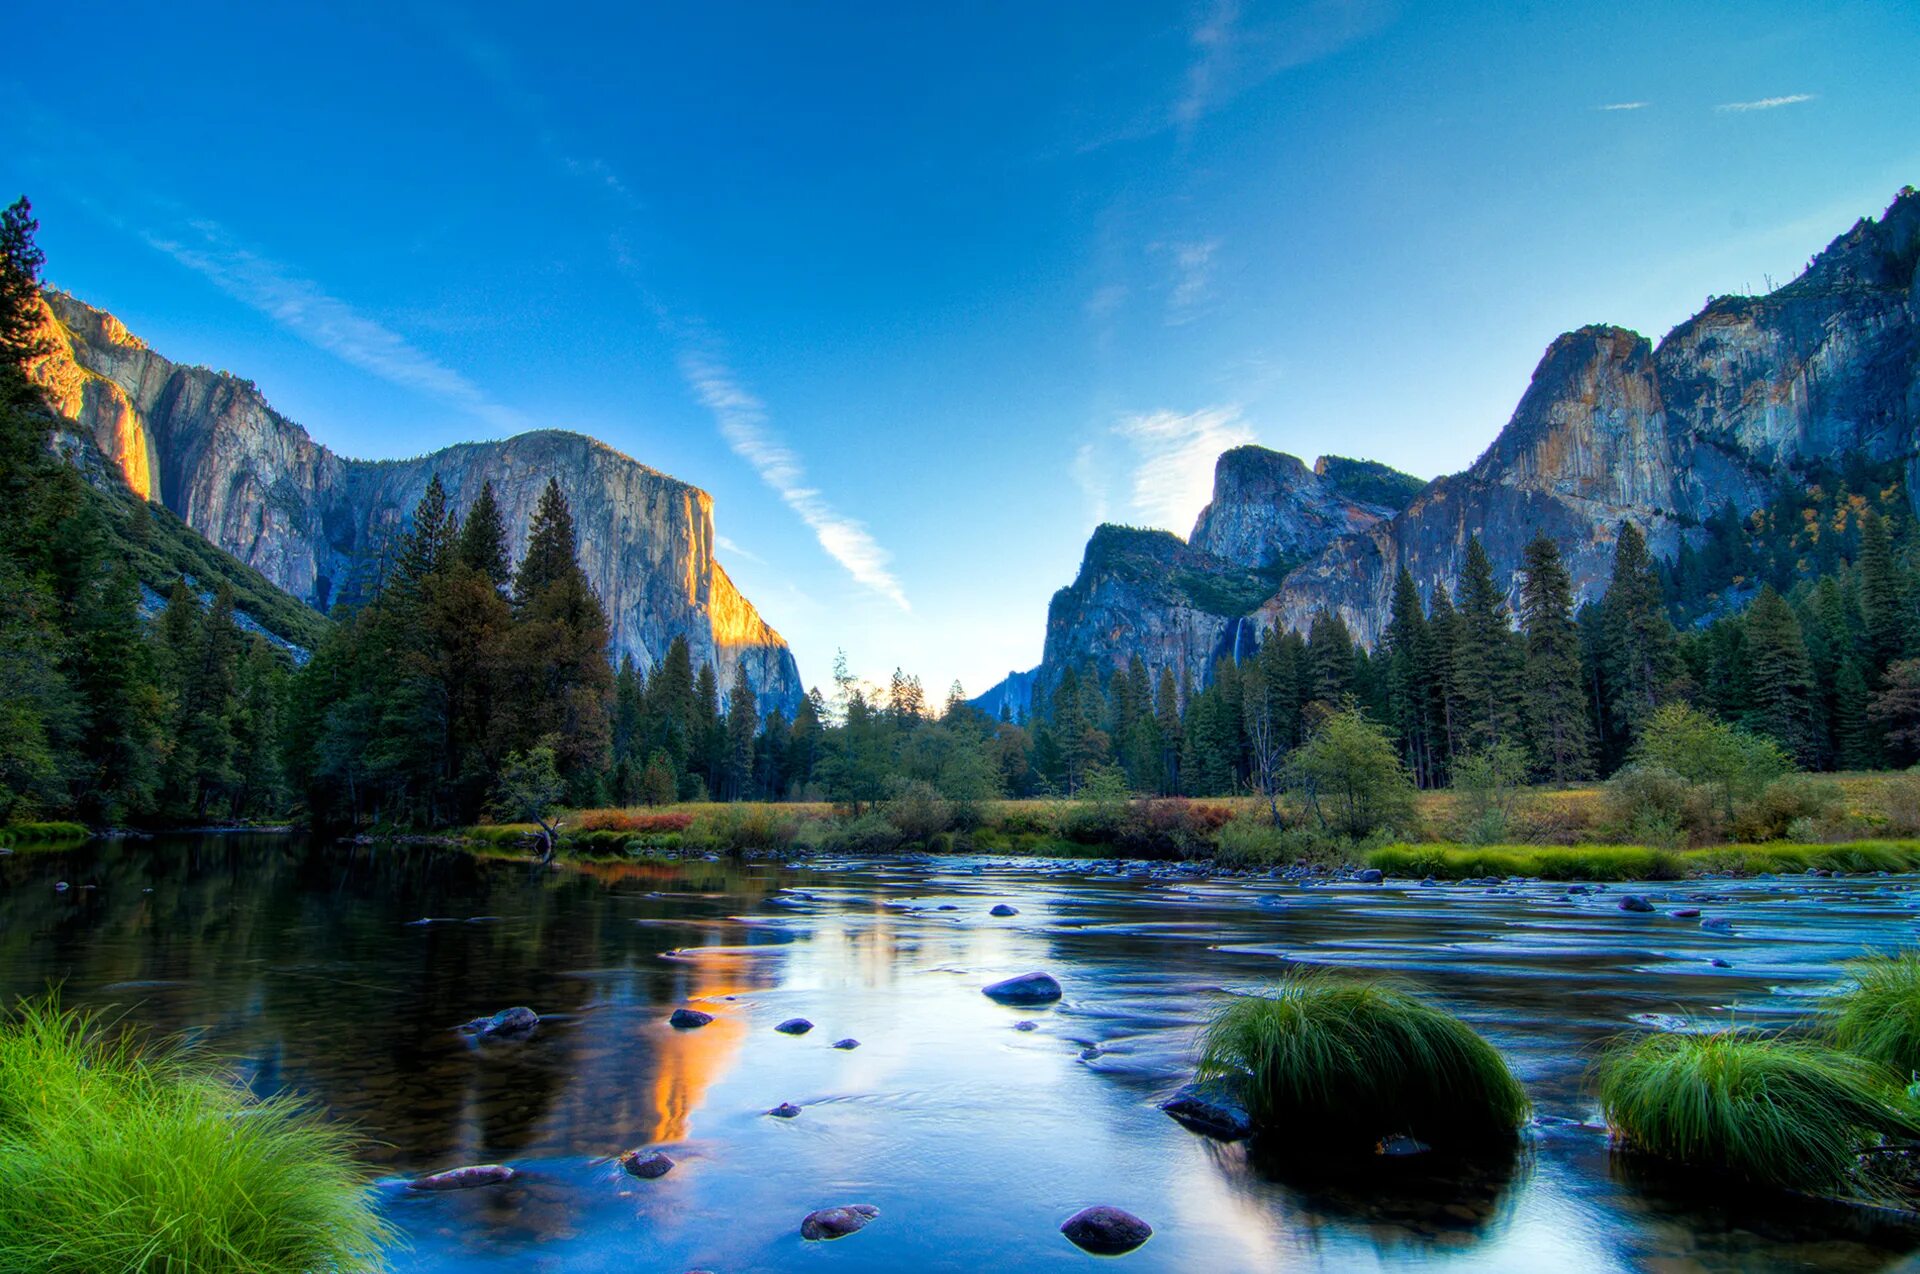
{"left": 990, "top": 903, "right": 1019, "bottom": 916}
{"left": 669, "top": 1008, "right": 714, "bottom": 1029}
{"left": 983, "top": 972, "right": 1062, "bottom": 1005}
{"left": 408, "top": 1164, "right": 516, "bottom": 1191}
{"left": 775, "top": 1017, "right": 814, "bottom": 1035}
{"left": 1159, "top": 1079, "right": 1253, "bottom": 1141}
{"left": 1060, "top": 1205, "right": 1153, "bottom": 1255}
{"left": 619, "top": 1150, "right": 674, "bottom": 1179}
{"left": 461, "top": 1006, "right": 538, "bottom": 1039}
{"left": 1354, "top": 868, "right": 1384, "bottom": 884}
{"left": 831, "top": 1038, "right": 860, "bottom": 1050}
{"left": 1618, "top": 895, "right": 1655, "bottom": 913}
{"left": 801, "top": 1204, "right": 879, "bottom": 1241}
{"left": 769, "top": 1102, "right": 803, "bottom": 1118}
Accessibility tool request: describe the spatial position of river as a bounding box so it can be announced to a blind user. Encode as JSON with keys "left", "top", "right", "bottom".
{"left": 5, "top": 834, "right": 1920, "bottom": 1271}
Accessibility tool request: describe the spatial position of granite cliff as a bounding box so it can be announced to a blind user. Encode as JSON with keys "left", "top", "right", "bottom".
{"left": 992, "top": 186, "right": 1920, "bottom": 711}
{"left": 31, "top": 292, "right": 804, "bottom": 712}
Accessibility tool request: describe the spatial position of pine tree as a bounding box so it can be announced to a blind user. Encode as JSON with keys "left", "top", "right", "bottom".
{"left": 1859, "top": 509, "right": 1906, "bottom": 673}
{"left": 1518, "top": 534, "right": 1594, "bottom": 782}
{"left": 457, "top": 479, "right": 513, "bottom": 590}
{"left": 1599, "top": 521, "right": 1680, "bottom": 741}
{"left": 1154, "top": 666, "right": 1183, "bottom": 795}
{"left": 513, "top": 478, "right": 580, "bottom": 608}
{"left": 1306, "top": 610, "right": 1354, "bottom": 705}
{"left": 1453, "top": 537, "right": 1522, "bottom": 751}
{"left": 724, "top": 658, "right": 758, "bottom": 800}
{"left": 1423, "top": 582, "right": 1464, "bottom": 779}
{"left": 394, "top": 474, "right": 456, "bottom": 593}
{"left": 1833, "top": 658, "right": 1880, "bottom": 770}
{"left": 1382, "top": 567, "right": 1430, "bottom": 784}
{"left": 1743, "top": 584, "right": 1821, "bottom": 765}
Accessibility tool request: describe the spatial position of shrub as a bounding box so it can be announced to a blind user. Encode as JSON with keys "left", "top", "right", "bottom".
{"left": 571, "top": 809, "right": 695, "bottom": 834}
{"left": 793, "top": 810, "right": 906, "bottom": 855}
{"left": 884, "top": 779, "right": 953, "bottom": 841}
{"left": 1197, "top": 973, "right": 1528, "bottom": 1150}
{"left": 1632, "top": 703, "right": 1790, "bottom": 819}
{"left": 683, "top": 805, "right": 804, "bottom": 855}
{"left": 1285, "top": 709, "right": 1417, "bottom": 839}
{"left": 1732, "top": 774, "right": 1843, "bottom": 842}
{"left": 1601, "top": 765, "right": 1713, "bottom": 847}
{"left": 1829, "top": 952, "right": 1920, "bottom": 1078}
{"left": 1212, "top": 812, "right": 1291, "bottom": 867}
{"left": 1451, "top": 743, "right": 1532, "bottom": 845}
{"left": 1596, "top": 1029, "right": 1916, "bottom": 1192}
{"left": 1880, "top": 768, "right": 1920, "bottom": 835}
{"left": 0, "top": 997, "right": 394, "bottom": 1272}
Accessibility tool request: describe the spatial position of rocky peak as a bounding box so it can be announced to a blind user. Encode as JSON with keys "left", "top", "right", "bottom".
{"left": 1188, "top": 444, "right": 1415, "bottom": 570}
{"left": 33, "top": 291, "right": 805, "bottom": 713}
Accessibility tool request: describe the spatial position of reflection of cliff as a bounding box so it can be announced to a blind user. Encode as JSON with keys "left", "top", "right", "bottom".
{"left": 650, "top": 947, "right": 761, "bottom": 1142}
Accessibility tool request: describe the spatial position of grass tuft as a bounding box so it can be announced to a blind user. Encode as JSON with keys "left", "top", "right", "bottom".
{"left": 1829, "top": 952, "right": 1920, "bottom": 1079}
{"left": 1595, "top": 1028, "right": 1917, "bottom": 1193}
{"left": 1197, "top": 972, "right": 1529, "bottom": 1150}
{"left": 0, "top": 821, "right": 91, "bottom": 847}
{"left": 0, "top": 995, "right": 396, "bottom": 1273}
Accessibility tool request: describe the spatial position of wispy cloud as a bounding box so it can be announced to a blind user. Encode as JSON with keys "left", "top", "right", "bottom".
{"left": 143, "top": 219, "right": 525, "bottom": 432}
{"left": 1084, "top": 283, "right": 1129, "bottom": 320}
{"left": 1716, "top": 93, "right": 1816, "bottom": 112}
{"left": 1597, "top": 101, "right": 1648, "bottom": 111}
{"left": 715, "top": 533, "right": 765, "bottom": 565}
{"left": 679, "top": 351, "right": 910, "bottom": 611}
{"left": 1160, "top": 239, "right": 1222, "bottom": 324}
{"left": 1071, "top": 442, "right": 1109, "bottom": 522}
{"left": 1113, "top": 405, "right": 1256, "bottom": 531}
{"left": 1175, "top": 0, "right": 1241, "bottom": 129}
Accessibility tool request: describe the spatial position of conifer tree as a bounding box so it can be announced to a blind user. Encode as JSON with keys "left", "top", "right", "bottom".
{"left": 1306, "top": 610, "right": 1354, "bottom": 705}
{"left": 1599, "top": 521, "right": 1680, "bottom": 741}
{"left": 1743, "top": 584, "right": 1821, "bottom": 765}
{"left": 1453, "top": 537, "right": 1522, "bottom": 752}
{"left": 1859, "top": 509, "right": 1906, "bottom": 673}
{"left": 1518, "top": 534, "right": 1594, "bottom": 782}
{"left": 457, "top": 479, "right": 513, "bottom": 590}
{"left": 1382, "top": 566, "right": 1430, "bottom": 784}
{"left": 1423, "top": 582, "right": 1464, "bottom": 778}
{"left": 724, "top": 659, "right": 758, "bottom": 800}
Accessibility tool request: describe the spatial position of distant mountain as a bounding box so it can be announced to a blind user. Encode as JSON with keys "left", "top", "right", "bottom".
{"left": 30, "top": 294, "right": 804, "bottom": 712}
{"left": 1001, "top": 186, "right": 1920, "bottom": 708}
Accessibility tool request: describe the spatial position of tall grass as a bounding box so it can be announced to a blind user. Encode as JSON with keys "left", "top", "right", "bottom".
{"left": 0, "top": 997, "right": 396, "bottom": 1272}
{"left": 1366, "top": 840, "right": 1920, "bottom": 881}
{"left": 0, "top": 821, "right": 91, "bottom": 847}
{"left": 1595, "top": 1029, "right": 1917, "bottom": 1193}
{"left": 1198, "top": 973, "right": 1529, "bottom": 1150}
{"left": 1829, "top": 952, "right": 1920, "bottom": 1078}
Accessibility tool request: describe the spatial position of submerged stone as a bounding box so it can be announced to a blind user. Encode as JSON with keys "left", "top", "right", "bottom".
{"left": 769, "top": 1102, "right": 803, "bottom": 1118}
{"left": 1159, "top": 1079, "right": 1253, "bottom": 1141}
{"left": 1060, "top": 1205, "right": 1153, "bottom": 1255}
{"left": 990, "top": 903, "right": 1019, "bottom": 916}
{"left": 801, "top": 1204, "right": 878, "bottom": 1240}
{"left": 983, "top": 972, "right": 1062, "bottom": 1005}
{"left": 1618, "top": 895, "right": 1655, "bottom": 913}
{"left": 1671, "top": 907, "right": 1701, "bottom": 918}
{"left": 462, "top": 1006, "right": 539, "bottom": 1039}
{"left": 669, "top": 1008, "right": 714, "bottom": 1029}
{"left": 408, "top": 1163, "right": 515, "bottom": 1191}
{"left": 1701, "top": 916, "right": 1734, "bottom": 933}
{"left": 1376, "top": 1133, "right": 1431, "bottom": 1157}
{"left": 619, "top": 1150, "right": 674, "bottom": 1179}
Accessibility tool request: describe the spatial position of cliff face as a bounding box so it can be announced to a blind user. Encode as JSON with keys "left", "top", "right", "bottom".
{"left": 32, "top": 292, "right": 804, "bottom": 712}
{"left": 1261, "top": 187, "right": 1920, "bottom": 645}
{"left": 1003, "top": 187, "right": 1920, "bottom": 703}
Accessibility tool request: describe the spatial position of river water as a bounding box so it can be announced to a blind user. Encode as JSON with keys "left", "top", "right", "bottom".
{"left": 7, "top": 834, "right": 1920, "bottom": 1272}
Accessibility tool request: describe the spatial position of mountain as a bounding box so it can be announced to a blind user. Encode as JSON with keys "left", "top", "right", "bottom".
{"left": 975, "top": 445, "right": 1421, "bottom": 713}
{"left": 996, "top": 185, "right": 1920, "bottom": 707}
{"left": 30, "top": 292, "right": 805, "bottom": 712}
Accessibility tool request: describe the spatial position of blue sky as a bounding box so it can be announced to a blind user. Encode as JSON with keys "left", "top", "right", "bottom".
{"left": 7, "top": 2, "right": 1918, "bottom": 698}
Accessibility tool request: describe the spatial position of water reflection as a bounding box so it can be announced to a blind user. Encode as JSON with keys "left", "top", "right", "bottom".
{"left": 6, "top": 837, "right": 1920, "bottom": 1270}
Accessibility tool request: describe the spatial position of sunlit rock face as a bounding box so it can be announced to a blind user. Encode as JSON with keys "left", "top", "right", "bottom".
{"left": 33, "top": 292, "right": 803, "bottom": 712}
{"left": 1260, "top": 187, "right": 1920, "bottom": 646}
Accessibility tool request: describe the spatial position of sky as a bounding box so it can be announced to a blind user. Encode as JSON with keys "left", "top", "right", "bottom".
{"left": 6, "top": 2, "right": 1919, "bottom": 699}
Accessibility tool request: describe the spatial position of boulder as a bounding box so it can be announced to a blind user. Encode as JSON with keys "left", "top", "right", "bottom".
{"left": 1159, "top": 1080, "right": 1253, "bottom": 1141}
{"left": 801, "top": 1204, "right": 879, "bottom": 1241}
{"left": 1670, "top": 907, "right": 1701, "bottom": 919}
{"left": 1618, "top": 895, "right": 1656, "bottom": 913}
{"left": 775, "top": 1018, "right": 814, "bottom": 1035}
{"left": 1060, "top": 1205, "right": 1153, "bottom": 1255}
{"left": 990, "top": 904, "right": 1019, "bottom": 916}
{"left": 831, "top": 1038, "right": 861, "bottom": 1050}
{"left": 769, "top": 1102, "right": 803, "bottom": 1118}
{"left": 1354, "top": 868, "right": 1384, "bottom": 884}
{"left": 669, "top": 1008, "right": 714, "bottom": 1029}
{"left": 408, "top": 1163, "right": 516, "bottom": 1191}
{"left": 619, "top": 1150, "right": 674, "bottom": 1180}
{"left": 462, "top": 1006, "right": 538, "bottom": 1039}
{"left": 983, "top": 972, "right": 1063, "bottom": 1005}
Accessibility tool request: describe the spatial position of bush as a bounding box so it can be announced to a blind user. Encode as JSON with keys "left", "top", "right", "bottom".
{"left": 0, "top": 997, "right": 394, "bottom": 1272}
{"left": 1829, "top": 952, "right": 1920, "bottom": 1078}
{"left": 1596, "top": 1028, "right": 1916, "bottom": 1192}
{"left": 1632, "top": 703, "right": 1790, "bottom": 819}
{"left": 1880, "top": 768, "right": 1920, "bottom": 835}
{"left": 1451, "top": 743, "right": 1532, "bottom": 845}
{"left": 793, "top": 810, "right": 906, "bottom": 855}
{"left": 1212, "top": 813, "right": 1291, "bottom": 867}
{"left": 1732, "top": 774, "right": 1843, "bottom": 842}
{"left": 884, "top": 779, "right": 953, "bottom": 841}
{"left": 1285, "top": 709, "right": 1417, "bottom": 839}
{"left": 1198, "top": 973, "right": 1528, "bottom": 1150}
{"left": 1601, "top": 765, "right": 1713, "bottom": 847}
{"left": 683, "top": 805, "right": 804, "bottom": 855}
{"left": 571, "top": 809, "right": 695, "bottom": 834}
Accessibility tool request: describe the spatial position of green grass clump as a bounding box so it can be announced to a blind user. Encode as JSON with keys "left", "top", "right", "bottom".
{"left": 0, "top": 821, "right": 91, "bottom": 847}
{"left": 1367, "top": 843, "right": 1681, "bottom": 881}
{"left": 0, "top": 997, "right": 395, "bottom": 1273}
{"left": 1829, "top": 952, "right": 1920, "bottom": 1078}
{"left": 1687, "top": 841, "right": 1920, "bottom": 875}
{"left": 1596, "top": 1029, "right": 1916, "bottom": 1193}
{"left": 1198, "top": 973, "right": 1529, "bottom": 1149}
